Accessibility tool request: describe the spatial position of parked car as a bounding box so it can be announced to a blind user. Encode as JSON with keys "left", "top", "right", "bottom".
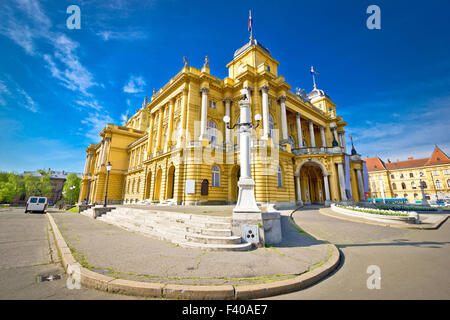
{"left": 25, "top": 197, "right": 48, "bottom": 213}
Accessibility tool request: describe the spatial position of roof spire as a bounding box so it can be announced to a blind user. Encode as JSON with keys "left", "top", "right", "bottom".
{"left": 248, "top": 10, "right": 253, "bottom": 41}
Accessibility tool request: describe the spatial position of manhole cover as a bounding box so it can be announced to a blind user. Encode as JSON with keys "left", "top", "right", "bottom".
{"left": 37, "top": 274, "right": 64, "bottom": 282}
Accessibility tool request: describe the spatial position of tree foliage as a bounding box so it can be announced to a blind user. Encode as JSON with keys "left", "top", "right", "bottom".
{"left": 0, "top": 172, "right": 24, "bottom": 202}
{"left": 63, "top": 173, "right": 81, "bottom": 204}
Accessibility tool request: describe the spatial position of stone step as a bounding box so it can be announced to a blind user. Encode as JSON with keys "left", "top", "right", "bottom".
{"left": 185, "top": 234, "right": 241, "bottom": 245}
{"left": 178, "top": 241, "right": 253, "bottom": 252}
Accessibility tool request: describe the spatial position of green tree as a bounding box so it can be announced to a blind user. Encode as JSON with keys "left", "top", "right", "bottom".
{"left": 63, "top": 173, "right": 81, "bottom": 204}
{"left": 0, "top": 172, "right": 24, "bottom": 203}
{"left": 23, "top": 170, "right": 53, "bottom": 198}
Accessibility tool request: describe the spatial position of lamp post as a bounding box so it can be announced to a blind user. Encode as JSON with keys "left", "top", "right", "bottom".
{"left": 223, "top": 89, "right": 261, "bottom": 214}
{"left": 103, "top": 161, "right": 112, "bottom": 207}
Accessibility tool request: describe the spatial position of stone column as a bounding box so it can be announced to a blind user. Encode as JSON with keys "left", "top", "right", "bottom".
{"left": 155, "top": 108, "right": 163, "bottom": 152}
{"left": 356, "top": 168, "right": 365, "bottom": 201}
{"left": 146, "top": 114, "right": 155, "bottom": 157}
{"left": 309, "top": 120, "right": 316, "bottom": 148}
{"left": 223, "top": 97, "right": 232, "bottom": 144}
{"left": 295, "top": 176, "right": 302, "bottom": 204}
{"left": 332, "top": 127, "right": 339, "bottom": 145}
{"left": 199, "top": 87, "right": 209, "bottom": 141}
{"left": 278, "top": 95, "right": 288, "bottom": 141}
{"left": 83, "top": 154, "right": 90, "bottom": 175}
{"left": 180, "top": 88, "right": 188, "bottom": 146}
{"left": 337, "top": 163, "right": 347, "bottom": 201}
{"left": 99, "top": 140, "right": 106, "bottom": 167}
{"left": 166, "top": 99, "right": 175, "bottom": 151}
{"left": 260, "top": 85, "right": 270, "bottom": 139}
{"left": 323, "top": 174, "right": 331, "bottom": 205}
{"left": 320, "top": 126, "right": 326, "bottom": 148}
{"left": 296, "top": 113, "right": 303, "bottom": 148}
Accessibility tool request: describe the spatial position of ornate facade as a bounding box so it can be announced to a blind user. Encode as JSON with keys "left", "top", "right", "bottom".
{"left": 79, "top": 38, "right": 366, "bottom": 206}
{"left": 366, "top": 146, "right": 450, "bottom": 203}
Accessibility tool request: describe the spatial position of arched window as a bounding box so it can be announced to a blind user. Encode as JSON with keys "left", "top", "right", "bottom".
{"left": 132, "top": 179, "right": 135, "bottom": 194}
{"left": 411, "top": 182, "right": 416, "bottom": 189}
{"left": 207, "top": 120, "right": 218, "bottom": 145}
{"left": 401, "top": 182, "right": 406, "bottom": 190}
{"left": 137, "top": 178, "right": 140, "bottom": 193}
{"left": 392, "top": 183, "right": 397, "bottom": 190}
{"left": 414, "top": 193, "right": 418, "bottom": 199}
{"left": 422, "top": 181, "right": 428, "bottom": 188}
{"left": 211, "top": 165, "right": 220, "bottom": 187}
{"left": 277, "top": 166, "right": 283, "bottom": 187}
{"left": 436, "top": 180, "right": 442, "bottom": 189}
{"left": 447, "top": 179, "right": 450, "bottom": 188}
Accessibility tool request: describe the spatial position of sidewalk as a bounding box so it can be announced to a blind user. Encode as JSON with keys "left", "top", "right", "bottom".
{"left": 48, "top": 208, "right": 339, "bottom": 298}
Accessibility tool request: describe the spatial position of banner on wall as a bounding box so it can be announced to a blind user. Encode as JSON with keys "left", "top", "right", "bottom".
{"left": 344, "top": 154, "right": 353, "bottom": 200}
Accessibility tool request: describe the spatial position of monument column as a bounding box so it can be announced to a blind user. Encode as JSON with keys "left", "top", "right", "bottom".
{"left": 278, "top": 96, "right": 288, "bottom": 141}
{"left": 199, "top": 87, "right": 209, "bottom": 141}
{"left": 296, "top": 113, "right": 303, "bottom": 148}
{"left": 146, "top": 114, "right": 155, "bottom": 157}
{"left": 309, "top": 120, "right": 316, "bottom": 148}
{"left": 260, "top": 85, "right": 270, "bottom": 139}
{"left": 166, "top": 99, "right": 175, "bottom": 151}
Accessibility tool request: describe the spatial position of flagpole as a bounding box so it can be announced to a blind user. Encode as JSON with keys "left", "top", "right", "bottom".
{"left": 249, "top": 10, "right": 253, "bottom": 41}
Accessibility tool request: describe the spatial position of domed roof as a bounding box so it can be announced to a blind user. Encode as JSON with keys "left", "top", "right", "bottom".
{"left": 234, "top": 39, "right": 271, "bottom": 59}
{"left": 307, "top": 88, "right": 329, "bottom": 100}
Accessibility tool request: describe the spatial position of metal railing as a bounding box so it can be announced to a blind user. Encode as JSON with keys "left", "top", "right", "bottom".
{"left": 292, "top": 146, "right": 344, "bottom": 155}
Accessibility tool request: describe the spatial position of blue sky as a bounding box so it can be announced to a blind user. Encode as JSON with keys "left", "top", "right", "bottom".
{"left": 0, "top": 0, "right": 449, "bottom": 173}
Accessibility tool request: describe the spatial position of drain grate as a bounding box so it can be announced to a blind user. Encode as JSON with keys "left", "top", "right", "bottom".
{"left": 37, "top": 274, "right": 64, "bottom": 282}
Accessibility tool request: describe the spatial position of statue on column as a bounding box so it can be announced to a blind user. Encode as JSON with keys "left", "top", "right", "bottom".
{"left": 183, "top": 56, "right": 188, "bottom": 67}
{"left": 204, "top": 55, "right": 209, "bottom": 68}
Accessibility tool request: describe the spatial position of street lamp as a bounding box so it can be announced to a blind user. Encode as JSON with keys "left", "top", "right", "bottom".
{"left": 104, "top": 161, "right": 112, "bottom": 207}
{"left": 223, "top": 88, "right": 261, "bottom": 215}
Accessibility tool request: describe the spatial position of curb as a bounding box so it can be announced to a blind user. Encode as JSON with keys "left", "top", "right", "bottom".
{"left": 46, "top": 211, "right": 340, "bottom": 299}
{"left": 319, "top": 208, "right": 450, "bottom": 230}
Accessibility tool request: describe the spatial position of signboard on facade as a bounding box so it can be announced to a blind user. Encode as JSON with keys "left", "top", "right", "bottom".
{"left": 185, "top": 180, "right": 195, "bottom": 194}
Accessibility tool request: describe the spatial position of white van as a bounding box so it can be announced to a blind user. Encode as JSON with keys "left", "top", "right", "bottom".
{"left": 25, "top": 197, "right": 48, "bottom": 213}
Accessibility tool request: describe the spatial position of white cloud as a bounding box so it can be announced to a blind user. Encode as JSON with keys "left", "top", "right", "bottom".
{"left": 75, "top": 99, "right": 103, "bottom": 111}
{"left": 96, "top": 30, "right": 147, "bottom": 41}
{"left": 0, "top": 77, "right": 37, "bottom": 112}
{"left": 80, "top": 113, "right": 114, "bottom": 141}
{"left": 123, "top": 75, "right": 146, "bottom": 94}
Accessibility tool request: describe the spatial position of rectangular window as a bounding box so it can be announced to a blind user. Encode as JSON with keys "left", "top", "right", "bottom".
{"left": 209, "top": 101, "right": 216, "bottom": 109}
{"left": 30, "top": 198, "right": 38, "bottom": 203}
{"left": 38, "top": 198, "right": 46, "bottom": 203}
{"left": 409, "top": 173, "right": 414, "bottom": 178}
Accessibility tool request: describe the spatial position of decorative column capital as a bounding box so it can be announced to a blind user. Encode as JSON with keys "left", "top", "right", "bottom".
{"left": 244, "top": 86, "right": 253, "bottom": 95}
{"left": 309, "top": 119, "right": 314, "bottom": 125}
{"left": 259, "top": 85, "right": 269, "bottom": 93}
{"left": 223, "top": 97, "right": 232, "bottom": 104}
{"left": 277, "top": 95, "right": 287, "bottom": 103}
{"left": 296, "top": 112, "right": 302, "bottom": 120}
{"left": 200, "top": 87, "right": 209, "bottom": 95}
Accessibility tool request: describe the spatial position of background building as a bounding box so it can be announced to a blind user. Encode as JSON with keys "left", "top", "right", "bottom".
{"left": 365, "top": 146, "right": 450, "bottom": 203}
{"left": 79, "top": 38, "right": 366, "bottom": 206}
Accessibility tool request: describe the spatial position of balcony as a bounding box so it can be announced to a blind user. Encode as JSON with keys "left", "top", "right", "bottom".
{"left": 292, "top": 146, "right": 344, "bottom": 156}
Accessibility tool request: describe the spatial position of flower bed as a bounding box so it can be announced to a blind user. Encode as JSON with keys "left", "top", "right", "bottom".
{"left": 336, "top": 205, "right": 409, "bottom": 216}
{"left": 375, "top": 204, "right": 437, "bottom": 212}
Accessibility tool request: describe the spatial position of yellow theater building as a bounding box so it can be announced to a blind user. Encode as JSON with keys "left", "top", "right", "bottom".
{"left": 78, "top": 37, "right": 367, "bottom": 207}
{"left": 365, "top": 146, "right": 450, "bottom": 203}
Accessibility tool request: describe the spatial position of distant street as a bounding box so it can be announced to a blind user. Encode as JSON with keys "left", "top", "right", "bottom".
{"left": 267, "top": 206, "right": 450, "bottom": 300}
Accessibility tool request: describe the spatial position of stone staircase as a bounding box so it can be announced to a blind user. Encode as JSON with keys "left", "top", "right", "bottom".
{"left": 96, "top": 207, "right": 252, "bottom": 251}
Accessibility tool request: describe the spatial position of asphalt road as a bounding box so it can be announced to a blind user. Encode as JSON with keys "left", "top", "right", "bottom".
{"left": 267, "top": 206, "right": 450, "bottom": 300}
{"left": 0, "top": 207, "right": 139, "bottom": 300}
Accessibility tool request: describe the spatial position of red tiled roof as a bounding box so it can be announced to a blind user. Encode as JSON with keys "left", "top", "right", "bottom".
{"left": 424, "top": 146, "right": 450, "bottom": 166}
{"left": 365, "top": 146, "right": 450, "bottom": 172}
{"left": 385, "top": 158, "right": 428, "bottom": 170}
{"left": 364, "top": 157, "right": 386, "bottom": 171}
